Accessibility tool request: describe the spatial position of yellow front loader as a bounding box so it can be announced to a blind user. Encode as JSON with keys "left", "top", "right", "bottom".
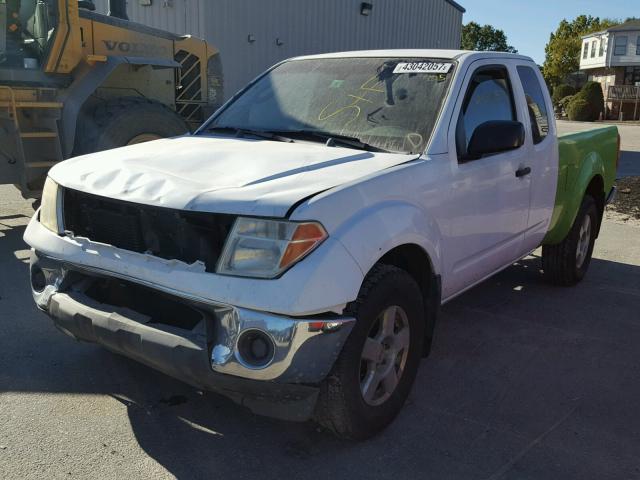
{"left": 0, "top": 0, "right": 223, "bottom": 196}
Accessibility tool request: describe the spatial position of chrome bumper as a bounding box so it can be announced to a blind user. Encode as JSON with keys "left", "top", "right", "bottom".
{"left": 30, "top": 253, "right": 355, "bottom": 420}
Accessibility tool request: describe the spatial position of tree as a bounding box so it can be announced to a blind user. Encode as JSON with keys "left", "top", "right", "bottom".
{"left": 552, "top": 84, "right": 576, "bottom": 105}
{"left": 461, "top": 22, "right": 518, "bottom": 53}
{"left": 543, "top": 15, "right": 618, "bottom": 87}
{"left": 579, "top": 81, "right": 605, "bottom": 120}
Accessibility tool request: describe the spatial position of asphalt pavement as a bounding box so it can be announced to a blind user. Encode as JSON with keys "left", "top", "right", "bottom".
{"left": 1, "top": 122, "right": 640, "bottom": 479}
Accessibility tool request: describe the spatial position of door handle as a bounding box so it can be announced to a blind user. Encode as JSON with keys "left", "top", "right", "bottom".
{"left": 515, "top": 166, "right": 531, "bottom": 178}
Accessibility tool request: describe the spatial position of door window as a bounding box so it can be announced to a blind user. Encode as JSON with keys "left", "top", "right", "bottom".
{"left": 0, "top": 0, "right": 57, "bottom": 69}
{"left": 456, "top": 66, "right": 516, "bottom": 159}
{"left": 517, "top": 66, "right": 549, "bottom": 144}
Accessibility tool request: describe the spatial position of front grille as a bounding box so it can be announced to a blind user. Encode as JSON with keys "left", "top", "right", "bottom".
{"left": 63, "top": 189, "right": 236, "bottom": 273}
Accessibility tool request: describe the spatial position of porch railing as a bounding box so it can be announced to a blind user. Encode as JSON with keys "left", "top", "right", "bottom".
{"left": 608, "top": 85, "right": 640, "bottom": 101}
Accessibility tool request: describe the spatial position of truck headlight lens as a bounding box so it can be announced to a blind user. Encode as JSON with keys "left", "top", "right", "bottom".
{"left": 217, "top": 218, "right": 327, "bottom": 278}
{"left": 40, "top": 178, "right": 62, "bottom": 234}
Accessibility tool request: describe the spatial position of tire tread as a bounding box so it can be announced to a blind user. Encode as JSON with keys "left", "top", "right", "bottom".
{"left": 315, "top": 264, "right": 418, "bottom": 439}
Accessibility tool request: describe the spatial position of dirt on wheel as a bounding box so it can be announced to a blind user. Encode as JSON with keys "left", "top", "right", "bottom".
{"left": 605, "top": 177, "right": 640, "bottom": 224}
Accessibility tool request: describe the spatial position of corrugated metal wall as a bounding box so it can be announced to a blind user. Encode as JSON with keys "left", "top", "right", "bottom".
{"left": 92, "top": 0, "right": 206, "bottom": 37}
{"left": 91, "top": 0, "right": 464, "bottom": 98}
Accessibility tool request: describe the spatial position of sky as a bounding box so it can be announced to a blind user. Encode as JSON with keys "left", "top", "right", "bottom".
{"left": 461, "top": 0, "right": 636, "bottom": 64}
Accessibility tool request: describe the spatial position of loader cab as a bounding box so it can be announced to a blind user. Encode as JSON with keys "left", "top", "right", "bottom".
{"left": 0, "top": 0, "right": 59, "bottom": 73}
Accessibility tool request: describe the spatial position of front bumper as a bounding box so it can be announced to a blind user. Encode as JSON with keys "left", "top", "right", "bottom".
{"left": 31, "top": 253, "right": 355, "bottom": 421}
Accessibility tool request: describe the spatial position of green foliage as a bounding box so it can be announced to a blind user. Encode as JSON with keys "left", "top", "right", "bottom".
{"left": 580, "top": 81, "right": 605, "bottom": 120}
{"left": 543, "top": 15, "right": 619, "bottom": 86}
{"left": 558, "top": 95, "right": 576, "bottom": 111}
{"left": 565, "top": 82, "right": 605, "bottom": 121}
{"left": 552, "top": 84, "right": 576, "bottom": 105}
{"left": 461, "top": 22, "right": 518, "bottom": 53}
{"left": 567, "top": 97, "right": 592, "bottom": 121}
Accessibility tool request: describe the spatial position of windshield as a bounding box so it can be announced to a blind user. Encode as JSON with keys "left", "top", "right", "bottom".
{"left": 202, "top": 57, "right": 455, "bottom": 154}
{"left": 0, "top": 0, "right": 58, "bottom": 70}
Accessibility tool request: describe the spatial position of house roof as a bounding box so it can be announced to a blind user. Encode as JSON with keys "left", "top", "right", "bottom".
{"left": 583, "top": 20, "right": 640, "bottom": 38}
{"left": 607, "top": 20, "right": 640, "bottom": 32}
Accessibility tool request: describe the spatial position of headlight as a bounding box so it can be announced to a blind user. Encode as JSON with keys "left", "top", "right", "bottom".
{"left": 217, "top": 218, "right": 327, "bottom": 278}
{"left": 40, "top": 177, "right": 62, "bottom": 234}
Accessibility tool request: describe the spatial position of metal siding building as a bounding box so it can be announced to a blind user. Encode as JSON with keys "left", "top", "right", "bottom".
{"left": 93, "top": 0, "right": 465, "bottom": 99}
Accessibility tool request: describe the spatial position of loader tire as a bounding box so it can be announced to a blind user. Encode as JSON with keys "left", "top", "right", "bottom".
{"left": 76, "top": 97, "right": 189, "bottom": 155}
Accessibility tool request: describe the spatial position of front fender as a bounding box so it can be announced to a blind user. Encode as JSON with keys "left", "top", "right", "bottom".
{"left": 332, "top": 200, "right": 443, "bottom": 279}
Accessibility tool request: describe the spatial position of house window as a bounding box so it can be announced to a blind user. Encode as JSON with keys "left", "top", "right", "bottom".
{"left": 599, "top": 38, "right": 605, "bottom": 56}
{"left": 624, "top": 66, "right": 640, "bottom": 85}
{"left": 636, "top": 36, "right": 640, "bottom": 55}
{"left": 591, "top": 40, "right": 597, "bottom": 58}
{"left": 583, "top": 42, "right": 589, "bottom": 59}
{"left": 614, "top": 36, "right": 628, "bottom": 56}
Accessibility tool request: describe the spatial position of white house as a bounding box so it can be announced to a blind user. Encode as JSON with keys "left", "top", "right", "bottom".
{"left": 579, "top": 20, "right": 640, "bottom": 120}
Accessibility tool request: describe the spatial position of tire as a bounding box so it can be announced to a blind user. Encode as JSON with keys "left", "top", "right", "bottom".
{"left": 542, "top": 195, "right": 599, "bottom": 286}
{"left": 76, "top": 97, "right": 189, "bottom": 155}
{"left": 315, "top": 264, "right": 425, "bottom": 440}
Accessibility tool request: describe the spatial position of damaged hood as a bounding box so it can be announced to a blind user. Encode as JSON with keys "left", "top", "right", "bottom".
{"left": 50, "top": 135, "right": 416, "bottom": 217}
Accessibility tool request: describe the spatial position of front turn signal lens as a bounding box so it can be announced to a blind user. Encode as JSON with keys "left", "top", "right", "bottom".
{"left": 279, "top": 222, "right": 327, "bottom": 269}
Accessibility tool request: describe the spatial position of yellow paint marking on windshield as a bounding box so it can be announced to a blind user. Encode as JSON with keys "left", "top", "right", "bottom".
{"left": 347, "top": 95, "right": 374, "bottom": 104}
{"left": 360, "top": 75, "right": 385, "bottom": 93}
{"left": 318, "top": 73, "right": 385, "bottom": 133}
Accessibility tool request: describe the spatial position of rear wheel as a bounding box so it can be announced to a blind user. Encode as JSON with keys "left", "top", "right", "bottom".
{"left": 315, "top": 265, "right": 425, "bottom": 440}
{"left": 542, "top": 195, "right": 599, "bottom": 286}
{"left": 76, "top": 97, "right": 189, "bottom": 155}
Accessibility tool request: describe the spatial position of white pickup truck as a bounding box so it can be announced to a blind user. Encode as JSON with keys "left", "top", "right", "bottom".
{"left": 24, "top": 50, "right": 618, "bottom": 439}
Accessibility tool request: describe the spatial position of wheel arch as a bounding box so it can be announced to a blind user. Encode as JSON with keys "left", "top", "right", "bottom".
{"left": 585, "top": 174, "right": 605, "bottom": 237}
{"left": 369, "top": 243, "right": 441, "bottom": 357}
{"left": 543, "top": 150, "right": 608, "bottom": 246}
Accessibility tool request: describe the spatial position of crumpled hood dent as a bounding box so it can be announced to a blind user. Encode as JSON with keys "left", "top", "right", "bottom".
{"left": 49, "top": 135, "right": 416, "bottom": 218}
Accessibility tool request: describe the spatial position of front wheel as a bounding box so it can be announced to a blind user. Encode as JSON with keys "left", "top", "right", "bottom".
{"left": 315, "top": 265, "right": 425, "bottom": 440}
{"left": 542, "top": 195, "right": 599, "bottom": 286}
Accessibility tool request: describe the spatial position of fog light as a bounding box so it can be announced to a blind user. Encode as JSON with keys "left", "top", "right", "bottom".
{"left": 31, "top": 265, "right": 47, "bottom": 293}
{"left": 237, "top": 329, "right": 275, "bottom": 368}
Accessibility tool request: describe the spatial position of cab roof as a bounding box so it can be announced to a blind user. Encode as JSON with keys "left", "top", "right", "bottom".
{"left": 291, "top": 49, "right": 535, "bottom": 64}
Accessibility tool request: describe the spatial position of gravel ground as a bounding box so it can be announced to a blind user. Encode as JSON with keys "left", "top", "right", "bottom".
{"left": 607, "top": 176, "right": 640, "bottom": 223}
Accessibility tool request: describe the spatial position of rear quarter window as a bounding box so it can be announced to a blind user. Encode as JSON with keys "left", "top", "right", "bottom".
{"left": 517, "top": 66, "right": 549, "bottom": 145}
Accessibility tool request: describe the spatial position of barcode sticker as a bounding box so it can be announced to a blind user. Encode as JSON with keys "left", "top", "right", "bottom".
{"left": 393, "top": 62, "right": 453, "bottom": 74}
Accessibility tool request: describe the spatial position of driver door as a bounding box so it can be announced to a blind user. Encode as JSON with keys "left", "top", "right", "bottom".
{"left": 443, "top": 61, "right": 532, "bottom": 298}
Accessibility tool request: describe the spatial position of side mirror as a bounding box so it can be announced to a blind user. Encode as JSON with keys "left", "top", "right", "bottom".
{"left": 466, "top": 120, "right": 525, "bottom": 160}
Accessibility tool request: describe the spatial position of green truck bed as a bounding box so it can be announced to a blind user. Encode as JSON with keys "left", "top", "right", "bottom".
{"left": 544, "top": 126, "right": 619, "bottom": 245}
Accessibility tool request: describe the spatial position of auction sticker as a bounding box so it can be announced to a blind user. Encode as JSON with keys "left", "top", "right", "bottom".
{"left": 393, "top": 62, "right": 453, "bottom": 74}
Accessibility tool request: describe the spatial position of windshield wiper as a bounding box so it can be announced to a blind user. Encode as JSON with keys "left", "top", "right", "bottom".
{"left": 269, "top": 129, "right": 390, "bottom": 153}
{"left": 204, "top": 126, "right": 294, "bottom": 143}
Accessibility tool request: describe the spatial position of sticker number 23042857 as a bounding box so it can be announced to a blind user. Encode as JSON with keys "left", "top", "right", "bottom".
{"left": 393, "top": 62, "right": 453, "bottom": 74}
